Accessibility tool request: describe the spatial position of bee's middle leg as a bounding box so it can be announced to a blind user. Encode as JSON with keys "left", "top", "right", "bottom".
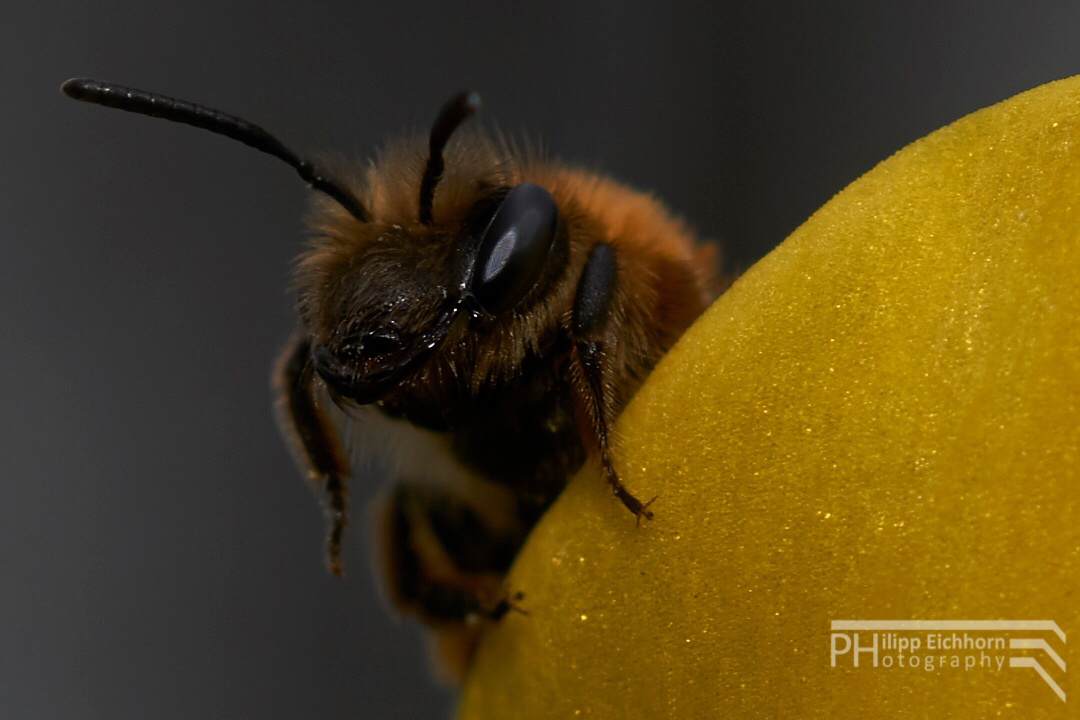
{"left": 379, "top": 482, "right": 525, "bottom": 625}
{"left": 379, "top": 482, "right": 529, "bottom": 680}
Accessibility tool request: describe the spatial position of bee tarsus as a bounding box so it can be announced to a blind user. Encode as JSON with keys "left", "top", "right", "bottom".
{"left": 484, "top": 590, "right": 528, "bottom": 621}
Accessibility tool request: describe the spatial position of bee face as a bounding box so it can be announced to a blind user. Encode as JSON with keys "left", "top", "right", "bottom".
{"left": 300, "top": 178, "right": 571, "bottom": 406}
{"left": 61, "top": 79, "right": 721, "bottom": 680}
{"left": 300, "top": 221, "right": 462, "bottom": 404}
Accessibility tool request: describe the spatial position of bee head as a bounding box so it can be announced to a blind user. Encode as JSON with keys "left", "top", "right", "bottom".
{"left": 301, "top": 94, "right": 569, "bottom": 406}
{"left": 58, "top": 79, "right": 570, "bottom": 406}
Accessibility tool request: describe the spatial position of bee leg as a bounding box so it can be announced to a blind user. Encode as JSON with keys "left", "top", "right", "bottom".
{"left": 380, "top": 483, "right": 524, "bottom": 625}
{"left": 570, "top": 243, "right": 655, "bottom": 522}
{"left": 274, "top": 332, "right": 352, "bottom": 576}
{"left": 486, "top": 590, "right": 529, "bottom": 620}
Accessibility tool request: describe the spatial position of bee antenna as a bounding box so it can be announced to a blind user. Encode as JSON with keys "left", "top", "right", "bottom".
{"left": 61, "top": 78, "right": 371, "bottom": 223}
{"left": 418, "top": 91, "right": 481, "bottom": 225}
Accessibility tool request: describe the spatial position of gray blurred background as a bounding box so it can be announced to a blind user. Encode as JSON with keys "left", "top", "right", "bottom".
{"left": 3, "top": 2, "right": 1080, "bottom": 718}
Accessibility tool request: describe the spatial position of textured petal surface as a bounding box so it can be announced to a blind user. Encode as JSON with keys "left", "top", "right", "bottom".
{"left": 459, "top": 76, "right": 1080, "bottom": 718}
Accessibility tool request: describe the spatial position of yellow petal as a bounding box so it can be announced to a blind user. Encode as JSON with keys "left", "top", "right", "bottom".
{"left": 459, "top": 75, "right": 1080, "bottom": 717}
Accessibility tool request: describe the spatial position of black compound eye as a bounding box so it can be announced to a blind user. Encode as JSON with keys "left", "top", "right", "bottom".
{"left": 471, "top": 182, "right": 561, "bottom": 315}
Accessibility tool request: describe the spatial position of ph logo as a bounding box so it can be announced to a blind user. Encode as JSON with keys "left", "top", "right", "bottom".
{"left": 830, "top": 620, "right": 1065, "bottom": 703}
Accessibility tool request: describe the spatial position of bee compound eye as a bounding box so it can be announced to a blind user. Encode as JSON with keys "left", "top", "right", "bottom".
{"left": 472, "top": 182, "right": 561, "bottom": 315}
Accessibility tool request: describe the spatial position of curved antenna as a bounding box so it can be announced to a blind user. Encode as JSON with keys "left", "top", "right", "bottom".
{"left": 418, "top": 91, "right": 481, "bottom": 225}
{"left": 61, "top": 78, "right": 371, "bottom": 223}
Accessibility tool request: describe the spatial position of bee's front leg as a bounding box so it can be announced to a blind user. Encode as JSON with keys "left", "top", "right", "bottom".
{"left": 570, "top": 243, "right": 655, "bottom": 522}
{"left": 274, "top": 332, "right": 352, "bottom": 575}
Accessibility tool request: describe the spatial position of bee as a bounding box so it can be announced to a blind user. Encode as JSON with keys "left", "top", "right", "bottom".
{"left": 61, "top": 78, "right": 721, "bottom": 679}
